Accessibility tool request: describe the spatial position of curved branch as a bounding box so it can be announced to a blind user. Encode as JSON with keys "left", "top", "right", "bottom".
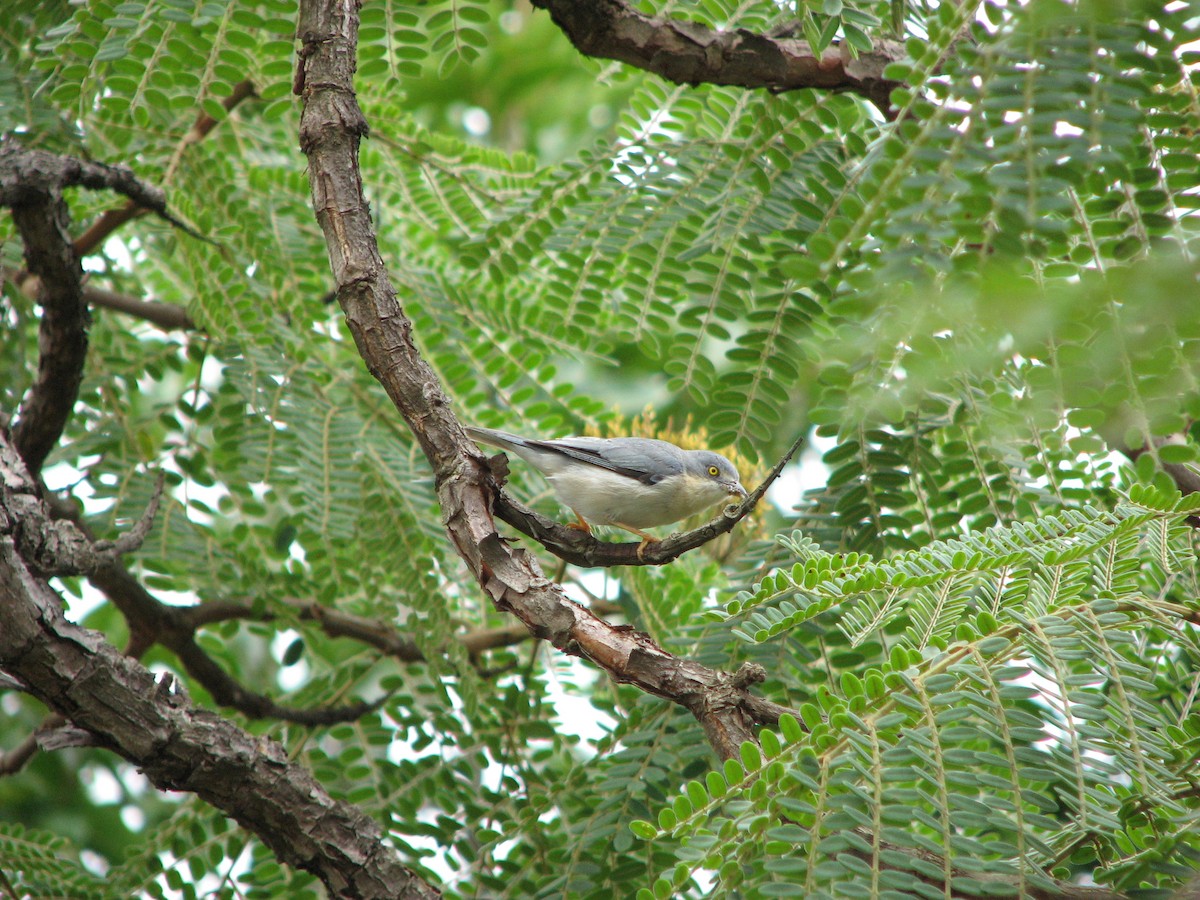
{"left": 33, "top": 486, "right": 385, "bottom": 726}
{"left": 1, "top": 148, "right": 89, "bottom": 476}
{"left": 0, "top": 146, "right": 204, "bottom": 247}
{"left": 279, "top": 600, "right": 534, "bottom": 661}
{"left": 0, "top": 714, "right": 58, "bottom": 777}
{"left": 168, "top": 634, "right": 389, "bottom": 726}
{"left": 88, "top": 563, "right": 388, "bottom": 725}
{"left": 183, "top": 598, "right": 534, "bottom": 663}
{"left": 0, "top": 143, "right": 205, "bottom": 475}
{"left": 0, "top": 428, "right": 439, "bottom": 897}
{"left": 529, "top": 0, "right": 904, "bottom": 116}
{"left": 0, "top": 709, "right": 101, "bottom": 778}
{"left": 295, "top": 0, "right": 790, "bottom": 762}
{"left": 73, "top": 80, "right": 255, "bottom": 256}
{"left": 0, "top": 542, "right": 437, "bottom": 899}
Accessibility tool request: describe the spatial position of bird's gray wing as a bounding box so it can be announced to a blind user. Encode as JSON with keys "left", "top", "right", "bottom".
{"left": 525, "top": 437, "right": 684, "bottom": 485}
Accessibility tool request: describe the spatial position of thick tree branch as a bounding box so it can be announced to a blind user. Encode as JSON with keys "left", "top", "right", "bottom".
{"left": 0, "top": 427, "right": 440, "bottom": 899}
{"left": 529, "top": 0, "right": 904, "bottom": 117}
{"left": 0, "top": 429, "right": 162, "bottom": 575}
{"left": 0, "top": 547, "right": 437, "bottom": 898}
{"left": 0, "top": 145, "right": 203, "bottom": 246}
{"left": 0, "top": 144, "right": 202, "bottom": 476}
{"left": 1, "top": 148, "right": 89, "bottom": 477}
{"left": 291, "top": 8, "right": 1109, "bottom": 897}
{"left": 295, "top": 0, "right": 787, "bottom": 763}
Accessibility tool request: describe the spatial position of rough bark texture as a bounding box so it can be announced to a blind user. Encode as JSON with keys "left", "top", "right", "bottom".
{"left": 0, "top": 144, "right": 203, "bottom": 474}
{"left": 2, "top": 148, "right": 89, "bottom": 476}
{"left": 291, "top": 6, "right": 1131, "bottom": 896}
{"left": 0, "top": 429, "right": 439, "bottom": 900}
{"left": 294, "top": 0, "right": 790, "bottom": 763}
{"left": 0, "top": 5, "right": 1144, "bottom": 898}
{"left": 529, "top": 0, "right": 904, "bottom": 116}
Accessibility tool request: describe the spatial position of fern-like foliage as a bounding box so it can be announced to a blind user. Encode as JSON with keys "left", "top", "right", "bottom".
{"left": 634, "top": 491, "right": 1200, "bottom": 896}
{"left": 0, "top": 823, "right": 111, "bottom": 899}
{"left": 726, "top": 487, "right": 1196, "bottom": 647}
{"left": 3, "top": 0, "right": 1200, "bottom": 896}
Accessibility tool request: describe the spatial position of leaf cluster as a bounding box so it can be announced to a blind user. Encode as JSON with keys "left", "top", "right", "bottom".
{"left": 2, "top": 0, "right": 1200, "bottom": 896}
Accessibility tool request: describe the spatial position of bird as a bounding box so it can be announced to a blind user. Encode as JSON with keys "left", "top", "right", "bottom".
{"left": 466, "top": 426, "right": 748, "bottom": 555}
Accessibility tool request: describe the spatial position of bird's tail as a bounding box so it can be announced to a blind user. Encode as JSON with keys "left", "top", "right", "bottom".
{"left": 464, "top": 426, "right": 528, "bottom": 453}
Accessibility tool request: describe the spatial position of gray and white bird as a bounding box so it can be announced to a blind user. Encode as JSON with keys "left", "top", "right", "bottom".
{"left": 467, "top": 426, "right": 747, "bottom": 552}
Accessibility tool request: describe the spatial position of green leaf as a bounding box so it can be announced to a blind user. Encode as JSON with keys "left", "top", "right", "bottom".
{"left": 629, "top": 820, "right": 658, "bottom": 840}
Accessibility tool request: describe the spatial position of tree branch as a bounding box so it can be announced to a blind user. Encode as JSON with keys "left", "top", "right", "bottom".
{"left": 0, "top": 143, "right": 205, "bottom": 476}
{"left": 0, "top": 707, "right": 102, "bottom": 778}
{"left": 4, "top": 267, "right": 197, "bottom": 332}
{"left": 0, "top": 714, "right": 59, "bottom": 776}
{"left": 0, "top": 429, "right": 162, "bottom": 575}
{"left": 84, "top": 283, "right": 195, "bottom": 331}
{"left": 295, "top": 0, "right": 790, "bottom": 763}
{"left": 0, "top": 426, "right": 441, "bottom": 899}
{"left": 168, "top": 633, "right": 390, "bottom": 726}
{"left": 0, "top": 544, "right": 438, "bottom": 899}
{"left": 529, "top": 0, "right": 904, "bottom": 117}
{"left": 35, "top": 489, "right": 392, "bottom": 726}
{"left": 265, "top": 599, "right": 533, "bottom": 661}
{"left": 1, "top": 147, "right": 89, "bottom": 477}
{"left": 179, "top": 597, "right": 535, "bottom": 663}
{"left": 87, "top": 558, "right": 390, "bottom": 725}
{"left": 0, "top": 145, "right": 204, "bottom": 246}
{"left": 73, "top": 80, "right": 255, "bottom": 257}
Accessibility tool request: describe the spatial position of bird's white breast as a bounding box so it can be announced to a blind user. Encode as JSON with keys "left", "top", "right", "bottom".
{"left": 548, "top": 469, "right": 728, "bottom": 529}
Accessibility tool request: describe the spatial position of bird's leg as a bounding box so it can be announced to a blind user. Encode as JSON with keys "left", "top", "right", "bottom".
{"left": 612, "top": 522, "right": 659, "bottom": 561}
{"left": 567, "top": 510, "right": 593, "bottom": 534}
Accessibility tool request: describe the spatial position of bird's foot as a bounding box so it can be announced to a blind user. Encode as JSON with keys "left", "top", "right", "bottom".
{"left": 635, "top": 537, "right": 660, "bottom": 562}
{"left": 612, "top": 521, "right": 659, "bottom": 561}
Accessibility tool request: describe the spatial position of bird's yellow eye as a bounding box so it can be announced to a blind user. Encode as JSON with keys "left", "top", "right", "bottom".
{"left": 708, "top": 465, "right": 720, "bottom": 477}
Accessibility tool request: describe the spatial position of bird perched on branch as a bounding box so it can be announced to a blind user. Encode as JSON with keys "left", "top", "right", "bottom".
{"left": 467, "top": 426, "right": 747, "bottom": 556}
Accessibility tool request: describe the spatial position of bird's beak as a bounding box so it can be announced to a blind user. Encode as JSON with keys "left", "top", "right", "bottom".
{"left": 731, "top": 484, "right": 748, "bottom": 500}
